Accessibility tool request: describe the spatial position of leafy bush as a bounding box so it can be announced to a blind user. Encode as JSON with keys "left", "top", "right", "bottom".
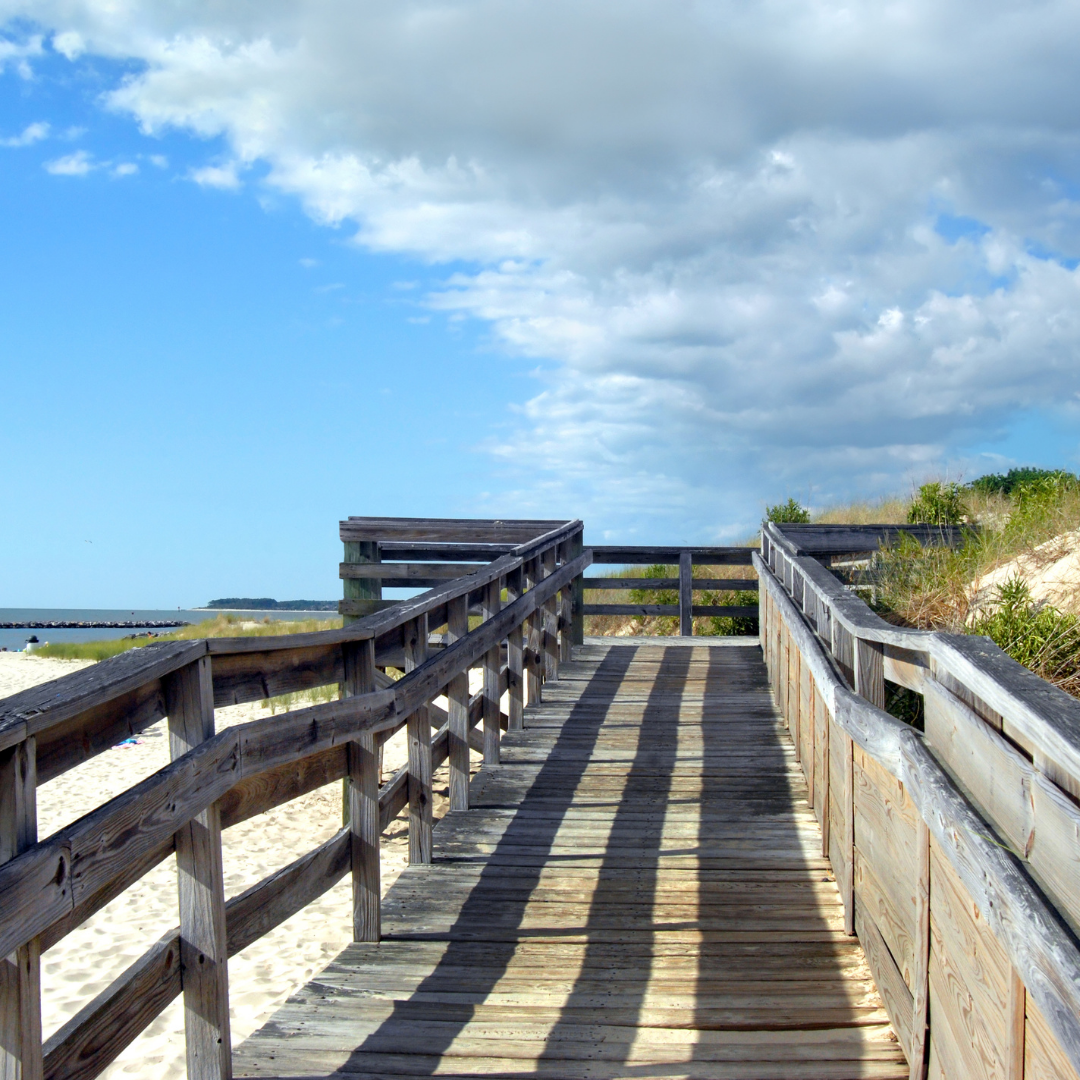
{"left": 907, "top": 481, "right": 967, "bottom": 526}
{"left": 969, "top": 467, "right": 1077, "bottom": 496}
{"left": 969, "top": 577, "right": 1080, "bottom": 695}
{"left": 766, "top": 498, "right": 811, "bottom": 523}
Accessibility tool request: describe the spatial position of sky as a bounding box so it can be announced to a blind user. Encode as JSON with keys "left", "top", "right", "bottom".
{"left": 2, "top": 1, "right": 1080, "bottom": 607}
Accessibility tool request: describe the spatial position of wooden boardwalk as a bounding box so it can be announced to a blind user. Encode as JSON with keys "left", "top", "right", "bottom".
{"left": 235, "top": 639, "right": 906, "bottom": 1079}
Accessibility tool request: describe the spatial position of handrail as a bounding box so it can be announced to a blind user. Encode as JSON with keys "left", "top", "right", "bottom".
{"left": 583, "top": 544, "right": 757, "bottom": 637}
{"left": 756, "top": 544, "right": 1080, "bottom": 1077}
{"left": 0, "top": 521, "right": 589, "bottom": 1080}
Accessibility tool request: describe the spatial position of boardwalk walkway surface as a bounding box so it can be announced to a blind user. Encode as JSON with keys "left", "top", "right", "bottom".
{"left": 235, "top": 638, "right": 905, "bottom": 1079}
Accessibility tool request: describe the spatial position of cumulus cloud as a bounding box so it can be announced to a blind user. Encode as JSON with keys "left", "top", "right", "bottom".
{"left": 44, "top": 149, "right": 93, "bottom": 176}
{"left": 5, "top": 0, "right": 1080, "bottom": 534}
{"left": 0, "top": 121, "right": 49, "bottom": 147}
{"left": 0, "top": 32, "right": 42, "bottom": 77}
{"left": 189, "top": 161, "right": 241, "bottom": 188}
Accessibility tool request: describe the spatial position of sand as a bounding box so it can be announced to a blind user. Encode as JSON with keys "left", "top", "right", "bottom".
{"left": 0, "top": 652, "right": 482, "bottom": 1079}
{"left": 969, "top": 530, "right": 1080, "bottom": 618}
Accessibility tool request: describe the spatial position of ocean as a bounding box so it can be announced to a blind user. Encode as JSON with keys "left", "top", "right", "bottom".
{"left": 0, "top": 608, "right": 338, "bottom": 652}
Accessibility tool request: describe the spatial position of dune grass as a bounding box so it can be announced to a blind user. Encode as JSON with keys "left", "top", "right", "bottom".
{"left": 35, "top": 613, "right": 344, "bottom": 662}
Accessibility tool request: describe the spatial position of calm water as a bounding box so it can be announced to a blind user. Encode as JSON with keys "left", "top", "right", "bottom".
{"left": 0, "top": 608, "right": 338, "bottom": 652}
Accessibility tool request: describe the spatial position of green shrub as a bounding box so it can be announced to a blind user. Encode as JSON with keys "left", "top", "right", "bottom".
{"left": 968, "top": 467, "right": 1077, "bottom": 496}
{"left": 907, "top": 481, "right": 967, "bottom": 526}
{"left": 766, "top": 498, "right": 811, "bottom": 524}
{"left": 970, "top": 577, "right": 1080, "bottom": 694}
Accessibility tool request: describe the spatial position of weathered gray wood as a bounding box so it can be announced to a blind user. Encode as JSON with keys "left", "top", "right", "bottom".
{"left": 571, "top": 529, "right": 584, "bottom": 647}
{"left": 341, "top": 540, "right": 381, "bottom": 626}
{"left": 589, "top": 546, "right": 754, "bottom": 564}
{"left": 340, "top": 562, "right": 480, "bottom": 581}
{"left": 482, "top": 580, "right": 501, "bottom": 766}
{"left": 164, "top": 657, "right": 231, "bottom": 1080}
{"left": 583, "top": 577, "right": 759, "bottom": 590}
{"left": 446, "top": 596, "right": 470, "bottom": 812}
{"left": 404, "top": 616, "right": 432, "bottom": 864}
{"left": 525, "top": 557, "right": 541, "bottom": 707}
{"left": 909, "top": 819, "right": 930, "bottom": 1080}
{"left": 0, "top": 640, "right": 206, "bottom": 755}
{"left": 542, "top": 547, "right": 558, "bottom": 685}
{"left": 506, "top": 567, "right": 524, "bottom": 731}
{"left": 855, "top": 638, "right": 885, "bottom": 710}
{"left": 340, "top": 517, "right": 565, "bottom": 544}
{"left": 855, "top": 905, "right": 914, "bottom": 1061}
{"left": 679, "top": 550, "right": 693, "bottom": 637}
{"left": 557, "top": 540, "right": 572, "bottom": 663}
{"left": 0, "top": 738, "right": 41, "bottom": 1080}
{"left": 344, "top": 639, "right": 380, "bottom": 943}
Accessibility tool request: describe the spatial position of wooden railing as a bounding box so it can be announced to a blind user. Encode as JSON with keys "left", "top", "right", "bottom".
{"left": 759, "top": 520, "right": 1080, "bottom": 1080}
{"left": 0, "top": 519, "right": 588, "bottom": 1080}
{"left": 582, "top": 545, "right": 758, "bottom": 636}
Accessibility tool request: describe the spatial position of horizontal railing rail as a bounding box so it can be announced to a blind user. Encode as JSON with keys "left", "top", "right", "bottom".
{"left": 582, "top": 545, "right": 757, "bottom": 636}
{"left": 0, "top": 518, "right": 589, "bottom": 1080}
{"left": 758, "top": 521, "right": 1080, "bottom": 1080}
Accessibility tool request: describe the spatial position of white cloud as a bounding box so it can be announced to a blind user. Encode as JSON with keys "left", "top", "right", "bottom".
{"left": 44, "top": 150, "right": 93, "bottom": 176}
{"left": 5, "top": 1, "right": 1080, "bottom": 534}
{"left": 189, "top": 161, "right": 241, "bottom": 189}
{"left": 0, "top": 121, "right": 49, "bottom": 147}
{"left": 0, "top": 32, "right": 42, "bottom": 77}
{"left": 111, "top": 161, "right": 137, "bottom": 176}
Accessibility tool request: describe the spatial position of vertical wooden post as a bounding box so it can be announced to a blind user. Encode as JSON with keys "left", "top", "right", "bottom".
{"left": 506, "top": 566, "right": 524, "bottom": 731}
{"left": 165, "top": 657, "right": 231, "bottom": 1080}
{"left": 482, "top": 578, "right": 502, "bottom": 765}
{"left": 344, "top": 639, "right": 380, "bottom": 942}
{"left": 571, "top": 528, "right": 585, "bottom": 647}
{"left": 679, "top": 550, "right": 693, "bottom": 637}
{"left": 0, "top": 738, "right": 41, "bottom": 1080}
{"left": 403, "top": 615, "right": 432, "bottom": 863}
{"left": 854, "top": 637, "right": 885, "bottom": 709}
{"left": 525, "top": 557, "right": 542, "bottom": 706}
{"left": 343, "top": 540, "right": 381, "bottom": 624}
{"left": 819, "top": 688, "right": 831, "bottom": 858}
{"left": 909, "top": 819, "right": 930, "bottom": 1080}
{"left": 842, "top": 733, "right": 855, "bottom": 936}
{"left": 446, "top": 597, "right": 470, "bottom": 811}
{"left": 557, "top": 540, "right": 572, "bottom": 663}
{"left": 542, "top": 547, "right": 558, "bottom": 686}
{"left": 832, "top": 621, "right": 855, "bottom": 689}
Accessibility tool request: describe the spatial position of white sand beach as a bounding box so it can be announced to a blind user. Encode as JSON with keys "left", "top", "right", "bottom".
{"left": 0, "top": 652, "right": 482, "bottom": 1080}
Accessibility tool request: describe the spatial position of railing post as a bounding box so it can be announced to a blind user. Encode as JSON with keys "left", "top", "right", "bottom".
{"left": 854, "top": 636, "right": 885, "bottom": 709}
{"left": 571, "top": 528, "right": 585, "bottom": 647}
{"left": 0, "top": 737, "right": 42, "bottom": 1080}
{"left": 342, "top": 540, "right": 381, "bottom": 623}
{"left": 542, "top": 546, "right": 558, "bottom": 685}
{"left": 909, "top": 818, "right": 931, "bottom": 1080}
{"left": 482, "top": 578, "right": 502, "bottom": 765}
{"left": 525, "top": 557, "right": 542, "bottom": 706}
{"left": 557, "top": 540, "right": 572, "bottom": 663}
{"left": 679, "top": 550, "right": 693, "bottom": 637}
{"left": 506, "top": 566, "right": 525, "bottom": 731}
{"left": 165, "top": 657, "right": 232, "bottom": 1080}
{"left": 344, "top": 638, "right": 380, "bottom": 942}
{"left": 403, "top": 615, "right": 433, "bottom": 863}
{"left": 447, "top": 596, "right": 470, "bottom": 811}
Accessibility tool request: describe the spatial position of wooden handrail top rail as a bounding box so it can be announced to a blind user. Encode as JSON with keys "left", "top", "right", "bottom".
{"left": 590, "top": 545, "right": 754, "bottom": 564}
{"left": 756, "top": 552, "right": 1080, "bottom": 1074}
{"left": 340, "top": 516, "right": 568, "bottom": 544}
{"left": 0, "top": 547, "right": 590, "bottom": 962}
{"left": 762, "top": 520, "right": 1080, "bottom": 788}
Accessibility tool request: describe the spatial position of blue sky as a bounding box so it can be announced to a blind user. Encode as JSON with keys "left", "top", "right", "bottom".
{"left": 2, "top": 4, "right": 1080, "bottom": 606}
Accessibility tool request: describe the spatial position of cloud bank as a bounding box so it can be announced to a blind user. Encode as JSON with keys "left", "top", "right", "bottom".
{"left": 5, "top": 1, "right": 1080, "bottom": 536}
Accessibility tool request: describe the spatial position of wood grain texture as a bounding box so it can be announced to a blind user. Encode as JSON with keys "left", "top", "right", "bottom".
{"left": 165, "top": 657, "right": 231, "bottom": 1080}
{"left": 234, "top": 639, "right": 905, "bottom": 1080}
{"left": 0, "top": 738, "right": 42, "bottom": 1080}
{"left": 446, "top": 596, "right": 470, "bottom": 812}
{"left": 404, "top": 616, "right": 433, "bottom": 865}
{"left": 506, "top": 567, "right": 524, "bottom": 732}
{"left": 679, "top": 550, "right": 693, "bottom": 637}
{"left": 482, "top": 579, "right": 502, "bottom": 766}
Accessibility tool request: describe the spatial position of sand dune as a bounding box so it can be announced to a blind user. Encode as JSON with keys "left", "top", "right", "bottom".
{"left": 0, "top": 652, "right": 480, "bottom": 1080}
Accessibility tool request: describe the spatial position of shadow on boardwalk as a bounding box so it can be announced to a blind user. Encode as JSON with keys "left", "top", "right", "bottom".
{"left": 234, "top": 641, "right": 905, "bottom": 1079}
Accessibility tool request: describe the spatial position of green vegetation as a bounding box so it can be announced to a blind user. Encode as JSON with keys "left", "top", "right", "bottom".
{"left": 35, "top": 613, "right": 344, "bottom": 662}
{"left": 766, "top": 498, "right": 811, "bottom": 523}
{"left": 206, "top": 598, "right": 338, "bottom": 610}
{"left": 968, "top": 467, "right": 1078, "bottom": 496}
{"left": 907, "top": 481, "right": 967, "bottom": 526}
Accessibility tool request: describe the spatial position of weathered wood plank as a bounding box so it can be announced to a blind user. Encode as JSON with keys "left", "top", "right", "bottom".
{"left": 446, "top": 596, "right": 470, "bottom": 812}
{"left": 404, "top": 616, "right": 432, "bottom": 865}
{"left": 165, "top": 657, "right": 231, "bottom": 1080}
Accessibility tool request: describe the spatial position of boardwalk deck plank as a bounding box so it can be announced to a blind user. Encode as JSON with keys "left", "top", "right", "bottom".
{"left": 234, "top": 639, "right": 906, "bottom": 1080}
